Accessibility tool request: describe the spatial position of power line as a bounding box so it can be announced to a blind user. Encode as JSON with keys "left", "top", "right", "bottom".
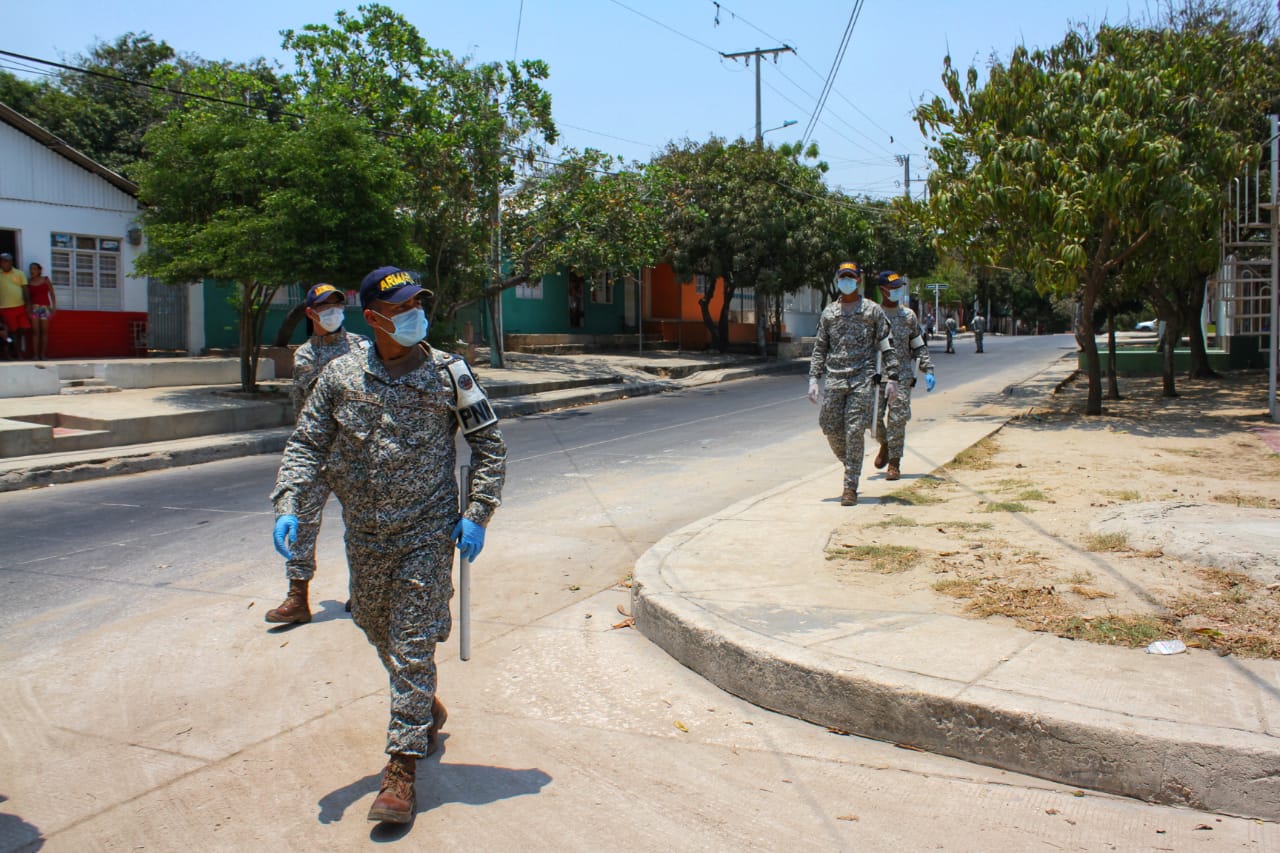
{"left": 707, "top": 0, "right": 787, "bottom": 45}
{"left": 554, "top": 121, "right": 659, "bottom": 150}
{"left": 773, "top": 66, "right": 896, "bottom": 158}
{"left": 513, "top": 0, "right": 525, "bottom": 60}
{"left": 0, "top": 48, "right": 303, "bottom": 120}
{"left": 606, "top": 0, "right": 721, "bottom": 54}
{"left": 800, "top": 0, "right": 864, "bottom": 147}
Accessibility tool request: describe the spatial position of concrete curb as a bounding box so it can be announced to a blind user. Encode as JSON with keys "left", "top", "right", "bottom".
{"left": 0, "top": 428, "right": 293, "bottom": 493}
{"left": 629, "top": 362, "right": 1280, "bottom": 821}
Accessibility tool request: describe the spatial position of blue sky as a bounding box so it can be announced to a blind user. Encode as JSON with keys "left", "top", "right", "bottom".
{"left": 7, "top": 1, "right": 1136, "bottom": 198}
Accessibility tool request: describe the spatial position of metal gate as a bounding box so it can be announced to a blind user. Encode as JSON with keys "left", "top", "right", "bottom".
{"left": 146, "top": 278, "right": 189, "bottom": 352}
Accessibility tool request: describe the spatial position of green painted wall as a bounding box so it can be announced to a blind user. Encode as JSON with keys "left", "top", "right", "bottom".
{"left": 203, "top": 280, "right": 374, "bottom": 350}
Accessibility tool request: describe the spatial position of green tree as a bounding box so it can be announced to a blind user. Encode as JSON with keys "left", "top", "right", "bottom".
{"left": 916, "top": 13, "right": 1271, "bottom": 414}
{"left": 134, "top": 108, "right": 409, "bottom": 391}
{"left": 502, "top": 149, "right": 669, "bottom": 293}
{"left": 281, "top": 3, "right": 557, "bottom": 356}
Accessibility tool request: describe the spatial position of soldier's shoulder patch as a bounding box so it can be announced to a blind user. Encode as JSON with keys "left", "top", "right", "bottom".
{"left": 457, "top": 372, "right": 475, "bottom": 391}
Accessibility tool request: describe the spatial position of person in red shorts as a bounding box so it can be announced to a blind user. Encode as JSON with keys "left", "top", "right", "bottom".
{"left": 0, "top": 253, "right": 31, "bottom": 360}
{"left": 26, "top": 262, "right": 56, "bottom": 360}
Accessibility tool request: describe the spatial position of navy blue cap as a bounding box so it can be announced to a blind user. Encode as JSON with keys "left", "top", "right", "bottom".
{"left": 304, "top": 283, "right": 344, "bottom": 308}
{"left": 359, "top": 266, "right": 423, "bottom": 309}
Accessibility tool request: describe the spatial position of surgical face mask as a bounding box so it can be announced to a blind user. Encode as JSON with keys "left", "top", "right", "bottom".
{"left": 316, "top": 307, "right": 344, "bottom": 333}
{"left": 374, "top": 306, "right": 428, "bottom": 347}
{"left": 835, "top": 277, "right": 860, "bottom": 296}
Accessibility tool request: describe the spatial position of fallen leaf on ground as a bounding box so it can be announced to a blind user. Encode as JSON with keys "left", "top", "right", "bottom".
{"left": 837, "top": 814, "right": 859, "bottom": 822}
{"left": 826, "top": 727, "right": 852, "bottom": 736}
{"left": 616, "top": 604, "right": 631, "bottom": 617}
{"left": 610, "top": 617, "right": 635, "bottom": 630}
{"left": 247, "top": 602, "right": 254, "bottom": 609}
{"left": 894, "top": 743, "right": 926, "bottom": 752}
{"left": 1045, "top": 808, "right": 1060, "bottom": 815}
{"left": 1193, "top": 824, "right": 1213, "bottom": 830}
{"left": 673, "top": 720, "right": 688, "bottom": 732}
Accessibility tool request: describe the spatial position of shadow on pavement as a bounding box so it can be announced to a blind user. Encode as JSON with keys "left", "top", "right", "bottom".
{"left": 0, "top": 794, "right": 43, "bottom": 853}
{"left": 317, "top": 749, "right": 552, "bottom": 830}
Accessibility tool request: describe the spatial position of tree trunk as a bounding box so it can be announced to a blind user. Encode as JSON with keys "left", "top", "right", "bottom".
{"left": 698, "top": 281, "right": 720, "bottom": 352}
{"left": 717, "top": 281, "right": 734, "bottom": 354}
{"left": 1077, "top": 276, "right": 1103, "bottom": 415}
{"left": 1105, "top": 309, "right": 1121, "bottom": 400}
{"left": 1161, "top": 321, "right": 1178, "bottom": 397}
{"left": 238, "top": 281, "right": 259, "bottom": 394}
{"left": 273, "top": 302, "right": 308, "bottom": 347}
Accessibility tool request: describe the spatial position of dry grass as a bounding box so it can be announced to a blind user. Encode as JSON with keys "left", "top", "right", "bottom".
{"left": 1069, "top": 585, "right": 1115, "bottom": 600}
{"left": 949, "top": 435, "right": 1000, "bottom": 471}
{"left": 882, "top": 478, "right": 947, "bottom": 506}
{"left": 827, "top": 544, "right": 922, "bottom": 574}
{"left": 1101, "top": 489, "right": 1142, "bottom": 502}
{"left": 984, "top": 501, "right": 1030, "bottom": 513}
{"left": 1083, "top": 531, "right": 1129, "bottom": 552}
{"left": 1211, "top": 491, "right": 1278, "bottom": 510}
{"left": 870, "top": 516, "right": 919, "bottom": 528}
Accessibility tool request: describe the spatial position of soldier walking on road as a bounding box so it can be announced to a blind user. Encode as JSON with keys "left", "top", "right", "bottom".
{"left": 972, "top": 311, "right": 986, "bottom": 353}
{"left": 944, "top": 314, "right": 957, "bottom": 353}
{"left": 265, "top": 283, "right": 369, "bottom": 625}
{"left": 271, "top": 266, "right": 506, "bottom": 826}
{"left": 872, "top": 272, "right": 936, "bottom": 482}
{"left": 808, "top": 262, "right": 901, "bottom": 506}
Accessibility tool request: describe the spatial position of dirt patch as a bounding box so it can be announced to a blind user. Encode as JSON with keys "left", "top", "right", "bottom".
{"left": 825, "top": 370, "right": 1280, "bottom": 658}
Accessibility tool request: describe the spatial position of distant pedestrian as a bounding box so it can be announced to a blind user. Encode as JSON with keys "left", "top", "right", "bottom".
{"left": 944, "top": 314, "right": 957, "bottom": 354}
{"left": 873, "top": 271, "right": 936, "bottom": 481}
{"left": 26, "top": 262, "right": 56, "bottom": 361}
{"left": 808, "top": 261, "right": 900, "bottom": 506}
{"left": 972, "top": 311, "right": 986, "bottom": 353}
{"left": 0, "top": 253, "right": 30, "bottom": 360}
{"left": 264, "top": 283, "right": 370, "bottom": 626}
{"left": 271, "top": 266, "right": 506, "bottom": 826}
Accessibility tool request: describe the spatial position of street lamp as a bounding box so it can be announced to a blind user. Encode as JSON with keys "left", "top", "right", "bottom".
{"left": 763, "top": 119, "right": 798, "bottom": 136}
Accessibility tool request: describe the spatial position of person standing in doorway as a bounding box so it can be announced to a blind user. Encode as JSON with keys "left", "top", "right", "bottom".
{"left": 0, "top": 253, "right": 30, "bottom": 360}
{"left": 26, "top": 262, "right": 56, "bottom": 361}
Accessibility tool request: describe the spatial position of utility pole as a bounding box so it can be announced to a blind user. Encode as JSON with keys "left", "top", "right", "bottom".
{"left": 721, "top": 46, "right": 794, "bottom": 144}
{"left": 895, "top": 153, "right": 910, "bottom": 200}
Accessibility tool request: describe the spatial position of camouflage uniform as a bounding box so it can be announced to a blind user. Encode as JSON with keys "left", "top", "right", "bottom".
{"left": 271, "top": 344, "right": 506, "bottom": 757}
{"left": 810, "top": 298, "right": 900, "bottom": 492}
{"left": 874, "top": 305, "right": 934, "bottom": 460}
{"left": 285, "top": 328, "right": 369, "bottom": 582}
{"left": 972, "top": 314, "right": 986, "bottom": 353}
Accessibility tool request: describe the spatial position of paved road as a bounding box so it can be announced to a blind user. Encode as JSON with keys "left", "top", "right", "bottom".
{"left": 8, "top": 334, "right": 1267, "bottom": 851}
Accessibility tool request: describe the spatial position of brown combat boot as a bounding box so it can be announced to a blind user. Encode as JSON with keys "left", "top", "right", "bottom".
{"left": 368, "top": 753, "right": 416, "bottom": 824}
{"left": 841, "top": 487, "right": 858, "bottom": 506}
{"left": 873, "top": 442, "right": 889, "bottom": 469}
{"left": 265, "top": 579, "right": 311, "bottom": 624}
{"left": 886, "top": 459, "right": 901, "bottom": 481}
{"left": 427, "top": 696, "right": 448, "bottom": 756}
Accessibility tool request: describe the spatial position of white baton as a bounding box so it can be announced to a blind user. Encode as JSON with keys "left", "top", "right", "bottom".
{"left": 458, "top": 464, "right": 472, "bottom": 662}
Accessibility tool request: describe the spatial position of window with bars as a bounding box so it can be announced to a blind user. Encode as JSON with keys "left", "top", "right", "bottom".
{"left": 693, "top": 274, "right": 712, "bottom": 295}
{"left": 590, "top": 272, "right": 613, "bottom": 304}
{"left": 515, "top": 279, "right": 544, "bottom": 300}
{"left": 729, "top": 287, "right": 756, "bottom": 324}
{"left": 50, "top": 233, "right": 121, "bottom": 310}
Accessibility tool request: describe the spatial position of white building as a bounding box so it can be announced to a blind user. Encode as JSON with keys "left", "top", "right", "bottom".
{"left": 0, "top": 102, "right": 180, "bottom": 357}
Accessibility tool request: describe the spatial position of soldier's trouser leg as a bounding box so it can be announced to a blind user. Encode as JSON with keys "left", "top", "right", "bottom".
{"left": 346, "top": 528, "right": 455, "bottom": 758}
{"left": 885, "top": 385, "right": 913, "bottom": 460}
{"left": 285, "top": 474, "right": 330, "bottom": 581}
{"left": 819, "top": 386, "right": 871, "bottom": 491}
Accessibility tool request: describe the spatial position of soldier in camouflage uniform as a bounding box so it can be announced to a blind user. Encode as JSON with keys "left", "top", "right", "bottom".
{"left": 871, "top": 271, "right": 936, "bottom": 482}
{"left": 808, "top": 262, "right": 901, "bottom": 506}
{"left": 265, "top": 283, "right": 369, "bottom": 625}
{"left": 271, "top": 266, "right": 506, "bottom": 825}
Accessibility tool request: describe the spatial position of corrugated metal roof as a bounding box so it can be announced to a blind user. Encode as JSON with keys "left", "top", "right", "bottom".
{"left": 0, "top": 101, "right": 138, "bottom": 197}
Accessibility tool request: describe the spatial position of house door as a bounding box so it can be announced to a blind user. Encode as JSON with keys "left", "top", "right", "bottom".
{"left": 0, "top": 229, "right": 17, "bottom": 264}
{"left": 147, "top": 278, "right": 189, "bottom": 352}
{"left": 567, "top": 271, "right": 585, "bottom": 328}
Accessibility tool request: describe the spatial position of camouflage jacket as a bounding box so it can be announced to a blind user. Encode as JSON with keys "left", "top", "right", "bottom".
{"left": 272, "top": 344, "right": 506, "bottom": 535}
{"left": 291, "top": 328, "right": 370, "bottom": 418}
{"left": 885, "top": 305, "right": 934, "bottom": 382}
{"left": 809, "top": 297, "right": 901, "bottom": 390}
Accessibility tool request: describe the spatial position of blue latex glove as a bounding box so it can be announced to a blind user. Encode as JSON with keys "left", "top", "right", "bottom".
{"left": 453, "top": 519, "right": 486, "bottom": 562}
{"left": 925, "top": 373, "right": 936, "bottom": 392}
{"left": 273, "top": 515, "right": 298, "bottom": 559}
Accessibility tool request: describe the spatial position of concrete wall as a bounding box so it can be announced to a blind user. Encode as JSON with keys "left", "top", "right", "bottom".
{"left": 0, "top": 363, "right": 61, "bottom": 398}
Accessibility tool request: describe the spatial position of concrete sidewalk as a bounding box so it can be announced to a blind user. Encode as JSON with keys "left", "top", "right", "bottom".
{"left": 631, "top": 357, "right": 1280, "bottom": 822}
{"left": 0, "top": 350, "right": 805, "bottom": 492}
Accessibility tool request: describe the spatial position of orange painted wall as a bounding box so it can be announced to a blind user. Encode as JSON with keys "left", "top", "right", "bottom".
{"left": 643, "top": 262, "right": 756, "bottom": 347}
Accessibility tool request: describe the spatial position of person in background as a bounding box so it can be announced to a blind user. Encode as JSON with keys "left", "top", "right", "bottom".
{"left": 26, "top": 262, "right": 56, "bottom": 361}
{"left": 0, "top": 253, "right": 30, "bottom": 360}
{"left": 944, "top": 314, "right": 957, "bottom": 354}
{"left": 972, "top": 310, "right": 987, "bottom": 353}
{"left": 265, "top": 283, "right": 370, "bottom": 626}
